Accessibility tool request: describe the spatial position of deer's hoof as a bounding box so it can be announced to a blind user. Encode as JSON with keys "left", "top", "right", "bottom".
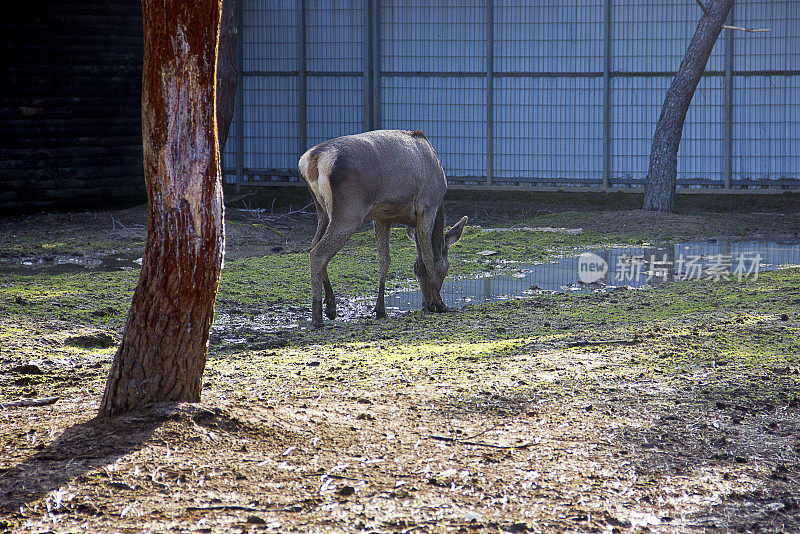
{"left": 325, "top": 306, "right": 337, "bottom": 320}
{"left": 312, "top": 319, "right": 325, "bottom": 328}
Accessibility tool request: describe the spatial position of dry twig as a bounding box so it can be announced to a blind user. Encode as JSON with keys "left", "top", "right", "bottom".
{"left": 566, "top": 338, "right": 641, "bottom": 347}
{"left": 722, "top": 25, "right": 771, "bottom": 33}
{"left": 426, "top": 435, "right": 531, "bottom": 449}
{"left": 185, "top": 505, "right": 266, "bottom": 512}
{"left": 1, "top": 396, "right": 60, "bottom": 409}
{"left": 695, "top": 1, "right": 771, "bottom": 32}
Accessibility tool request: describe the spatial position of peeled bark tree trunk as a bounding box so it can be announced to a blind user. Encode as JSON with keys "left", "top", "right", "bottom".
{"left": 642, "top": 0, "right": 733, "bottom": 212}
{"left": 99, "top": 0, "right": 225, "bottom": 417}
{"left": 216, "top": 0, "right": 238, "bottom": 154}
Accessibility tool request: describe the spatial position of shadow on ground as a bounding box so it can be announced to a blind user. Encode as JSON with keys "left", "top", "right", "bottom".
{"left": 0, "top": 404, "right": 214, "bottom": 516}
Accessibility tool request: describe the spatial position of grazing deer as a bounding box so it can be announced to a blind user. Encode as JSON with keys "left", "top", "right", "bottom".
{"left": 298, "top": 130, "right": 468, "bottom": 327}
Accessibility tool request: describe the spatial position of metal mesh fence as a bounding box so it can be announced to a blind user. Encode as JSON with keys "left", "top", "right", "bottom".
{"left": 242, "top": 0, "right": 297, "bottom": 72}
{"left": 494, "top": 1, "right": 604, "bottom": 73}
{"left": 380, "top": 0, "right": 486, "bottom": 73}
{"left": 612, "top": 1, "right": 726, "bottom": 73}
{"left": 381, "top": 75, "right": 487, "bottom": 180}
{"left": 306, "top": 75, "right": 364, "bottom": 148}
{"left": 494, "top": 76, "right": 604, "bottom": 185}
{"left": 305, "top": 2, "right": 363, "bottom": 72}
{"left": 735, "top": 1, "right": 799, "bottom": 72}
{"left": 612, "top": 75, "right": 725, "bottom": 186}
{"left": 224, "top": 0, "right": 799, "bottom": 190}
{"left": 733, "top": 75, "right": 799, "bottom": 184}
{"left": 241, "top": 76, "right": 299, "bottom": 173}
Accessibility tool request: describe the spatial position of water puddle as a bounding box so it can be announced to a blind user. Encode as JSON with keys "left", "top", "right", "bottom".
{"left": 4, "top": 240, "right": 799, "bottom": 334}
{"left": 0, "top": 253, "right": 142, "bottom": 274}
{"left": 384, "top": 240, "right": 800, "bottom": 312}
{"left": 216, "top": 240, "right": 800, "bottom": 335}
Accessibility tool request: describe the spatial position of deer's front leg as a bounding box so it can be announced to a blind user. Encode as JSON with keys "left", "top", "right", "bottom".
{"left": 310, "top": 273, "right": 325, "bottom": 328}
{"left": 414, "top": 213, "right": 447, "bottom": 313}
{"left": 310, "top": 246, "right": 333, "bottom": 328}
{"left": 323, "top": 272, "right": 336, "bottom": 319}
{"left": 374, "top": 221, "right": 391, "bottom": 319}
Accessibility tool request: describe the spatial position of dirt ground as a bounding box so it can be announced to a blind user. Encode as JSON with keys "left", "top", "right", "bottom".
{"left": 1, "top": 191, "right": 800, "bottom": 533}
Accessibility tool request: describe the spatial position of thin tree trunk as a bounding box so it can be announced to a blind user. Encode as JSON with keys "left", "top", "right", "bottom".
{"left": 643, "top": 0, "right": 733, "bottom": 212}
{"left": 99, "top": 0, "right": 225, "bottom": 417}
{"left": 216, "top": 0, "right": 238, "bottom": 154}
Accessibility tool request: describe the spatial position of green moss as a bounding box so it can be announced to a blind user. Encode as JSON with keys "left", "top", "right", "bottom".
{"left": 0, "top": 234, "right": 126, "bottom": 257}
{"left": 215, "top": 223, "right": 672, "bottom": 312}
{"left": 2, "top": 210, "right": 799, "bottom": 409}
{"left": 232, "top": 267, "right": 797, "bottom": 405}
{"left": 0, "top": 270, "right": 137, "bottom": 328}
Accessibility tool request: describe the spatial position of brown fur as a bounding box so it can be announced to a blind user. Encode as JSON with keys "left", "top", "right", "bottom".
{"left": 298, "top": 130, "right": 467, "bottom": 327}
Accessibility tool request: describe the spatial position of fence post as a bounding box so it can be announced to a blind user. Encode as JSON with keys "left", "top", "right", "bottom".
{"left": 234, "top": 0, "right": 244, "bottom": 191}
{"left": 601, "top": 0, "right": 612, "bottom": 189}
{"left": 372, "top": 0, "right": 381, "bottom": 129}
{"left": 297, "top": 0, "right": 307, "bottom": 157}
{"left": 723, "top": 5, "right": 734, "bottom": 190}
{"left": 486, "top": 0, "right": 494, "bottom": 186}
{"left": 363, "top": 0, "right": 373, "bottom": 131}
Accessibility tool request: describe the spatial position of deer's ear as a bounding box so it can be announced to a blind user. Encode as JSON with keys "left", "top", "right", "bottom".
{"left": 445, "top": 216, "right": 468, "bottom": 248}
{"left": 406, "top": 226, "right": 416, "bottom": 242}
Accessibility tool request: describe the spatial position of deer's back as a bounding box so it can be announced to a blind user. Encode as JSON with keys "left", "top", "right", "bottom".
{"left": 299, "top": 130, "right": 447, "bottom": 225}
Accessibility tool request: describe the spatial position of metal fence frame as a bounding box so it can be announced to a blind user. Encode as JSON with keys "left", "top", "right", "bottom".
{"left": 226, "top": 0, "right": 800, "bottom": 192}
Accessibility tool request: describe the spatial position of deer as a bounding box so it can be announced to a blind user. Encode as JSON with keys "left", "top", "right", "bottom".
{"left": 298, "top": 130, "right": 468, "bottom": 327}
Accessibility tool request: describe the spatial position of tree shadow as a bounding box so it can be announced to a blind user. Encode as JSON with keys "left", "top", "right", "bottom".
{"left": 0, "top": 403, "right": 197, "bottom": 515}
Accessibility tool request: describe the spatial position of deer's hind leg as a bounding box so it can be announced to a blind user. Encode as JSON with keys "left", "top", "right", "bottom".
{"left": 310, "top": 198, "right": 336, "bottom": 320}
{"left": 309, "top": 214, "right": 363, "bottom": 327}
{"left": 374, "top": 220, "right": 391, "bottom": 319}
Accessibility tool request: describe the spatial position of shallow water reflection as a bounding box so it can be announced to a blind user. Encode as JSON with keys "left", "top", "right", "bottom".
{"left": 0, "top": 254, "right": 142, "bottom": 273}
{"left": 5, "top": 240, "right": 799, "bottom": 330}
{"left": 384, "top": 241, "right": 800, "bottom": 312}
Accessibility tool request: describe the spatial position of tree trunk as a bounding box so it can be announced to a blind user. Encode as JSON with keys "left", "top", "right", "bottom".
{"left": 216, "top": 0, "right": 238, "bottom": 155}
{"left": 99, "top": 0, "right": 225, "bottom": 418}
{"left": 642, "top": 0, "right": 733, "bottom": 212}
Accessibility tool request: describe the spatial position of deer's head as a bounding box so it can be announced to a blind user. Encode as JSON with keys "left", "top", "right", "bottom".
{"left": 411, "top": 215, "right": 468, "bottom": 310}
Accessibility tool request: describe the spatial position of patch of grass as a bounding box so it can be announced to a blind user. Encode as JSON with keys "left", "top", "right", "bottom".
{"left": 2, "top": 205, "right": 799, "bottom": 391}
{"left": 217, "top": 226, "right": 616, "bottom": 309}
{"left": 275, "top": 268, "right": 798, "bottom": 348}
{"left": 516, "top": 210, "right": 800, "bottom": 244}
{"left": 0, "top": 270, "right": 137, "bottom": 328}
{"left": 242, "top": 268, "right": 800, "bottom": 406}
{"left": 0, "top": 233, "right": 126, "bottom": 258}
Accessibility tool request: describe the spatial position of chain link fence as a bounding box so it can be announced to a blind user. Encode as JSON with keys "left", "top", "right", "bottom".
{"left": 223, "top": 0, "right": 799, "bottom": 191}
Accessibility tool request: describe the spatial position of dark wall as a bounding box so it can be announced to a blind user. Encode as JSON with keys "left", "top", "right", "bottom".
{"left": 1, "top": 1, "right": 144, "bottom": 213}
